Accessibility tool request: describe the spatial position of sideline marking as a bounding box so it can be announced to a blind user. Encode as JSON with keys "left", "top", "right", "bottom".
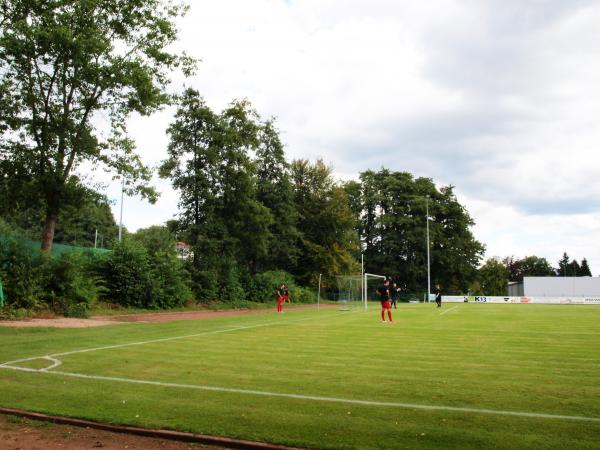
{"left": 1, "top": 365, "right": 599, "bottom": 424}
{"left": 439, "top": 306, "right": 459, "bottom": 316}
{"left": 0, "top": 311, "right": 358, "bottom": 368}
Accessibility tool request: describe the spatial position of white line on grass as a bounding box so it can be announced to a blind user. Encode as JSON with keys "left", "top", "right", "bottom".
{"left": 2, "top": 365, "right": 599, "bottom": 424}
{"left": 439, "top": 306, "right": 459, "bottom": 316}
{"left": 0, "top": 311, "right": 358, "bottom": 368}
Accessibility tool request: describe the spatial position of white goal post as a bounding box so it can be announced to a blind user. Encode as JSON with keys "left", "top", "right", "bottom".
{"left": 363, "top": 273, "right": 387, "bottom": 310}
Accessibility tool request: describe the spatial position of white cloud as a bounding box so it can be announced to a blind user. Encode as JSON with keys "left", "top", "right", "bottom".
{"left": 463, "top": 192, "right": 600, "bottom": 272}
{"left": 100, "top": 0, "right": 600, "bottom": 275}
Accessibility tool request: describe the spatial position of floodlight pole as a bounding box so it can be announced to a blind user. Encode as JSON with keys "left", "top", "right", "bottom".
{"left": 426, "top": 196, "right": 431, "bottom": 302}
{"left": 317, "top": 273, "right": 322, "bottom": 311}
{"left": 361, "top": 253, "right": 364, "bottom": 305}
{"left": 364, "top": 272, "right": 367, "bottom": 310}
{"left": 118, "top": 177, "right": 124, "bottom": 242}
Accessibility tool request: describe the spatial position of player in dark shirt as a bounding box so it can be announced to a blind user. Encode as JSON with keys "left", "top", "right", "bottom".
{"left": 390, "top": 282, "right": 398, "bottom": 309}
{"left": 434, "top": 285, "right": 442, "bottom": 308}
{"left": 375, "top": 279, "right": 393, "bottom": 323}
{"left": 282, "top": 285, "right": 290, "bottom": 303}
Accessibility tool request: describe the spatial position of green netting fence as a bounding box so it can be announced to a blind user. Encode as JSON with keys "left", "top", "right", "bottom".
{"left": 0, "top": 234, "right": 111, "bottom": 309}
{"left": 0, "top": 234, "right": 110, "bottom": 257}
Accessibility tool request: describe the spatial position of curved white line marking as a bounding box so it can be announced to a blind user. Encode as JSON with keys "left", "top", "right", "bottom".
{"left": 40, "top": 356, "right": 63, "bottom": 371}
{"left": 0, "top": 312, "right": 356, "bottom": 368}
{"left": 0, "top": 356, "right": 63, "bottom": 372}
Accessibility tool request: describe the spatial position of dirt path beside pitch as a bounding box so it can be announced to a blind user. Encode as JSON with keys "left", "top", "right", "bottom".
{"left": 0, "top": 304, "right": 337, "bottom": 328}
{"left": 96, "top": 304, "right": 336, "bottom": 323}
{"left": 0, "top": 414, "right": 219, "bottom": 450}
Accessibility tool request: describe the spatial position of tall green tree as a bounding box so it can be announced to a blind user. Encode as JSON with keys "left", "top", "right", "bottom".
{"left": 557, "top": 252, "right": 571, "bottom": 277}
{"left": 477, "top": 258, "right": 509, "bottom": 295}
{"left": 159, "top": 89, "right": 220, "bottom": 241}
{"left": 0, "top": 0, "right": 195, "bottom": 251}
{"left": 219, "top": 101, "right": 272, "bottom": 272}
{"left": 160, "top": 89, "right": 272, "bottom": 299}
{"left": 131, "top": 225, "right": 177, "bottom": 257}
{"left": 255, "top": 120, "right": 300, "bottom": 272}
{"left": 580, "top": 258, "right": 592, "bottom": 277}
{"left": 290, "top": 159, "right": 359, "bottom": 287}
{"left": 567, "top": 259, "right": 581, "bottom": 277}
{"left": 350, "top": 169, "right": 484, "bottom": 294}
{"left": 504, "top": 255, "right": 555, "bottom": 282}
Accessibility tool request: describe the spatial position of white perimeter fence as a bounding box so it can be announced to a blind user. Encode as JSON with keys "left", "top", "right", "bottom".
{"left": 442, "top": 296, "right": 600, "bottom": 305}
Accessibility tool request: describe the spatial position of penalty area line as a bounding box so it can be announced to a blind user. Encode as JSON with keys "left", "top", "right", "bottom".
{"left": 439, "top": 306, "right": 459, "bottom": 316}
{"left": 2, "top": 366, "right": 599, "bottom": 424}
{"left": 0, "top": 311, "right": 355, "bottom": 368}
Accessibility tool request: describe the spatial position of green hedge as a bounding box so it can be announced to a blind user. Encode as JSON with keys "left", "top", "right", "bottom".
{"left": 0, "top": 233, "right": 316, "bottom": 315}
{"left": 100, "top": 240, "right": 192, "bottom": 309}
{"left": 251, "top": 270, "right": 316, "bottom": 304}
{"left": 0, "top": 238, "right": 103, "bottom": 316}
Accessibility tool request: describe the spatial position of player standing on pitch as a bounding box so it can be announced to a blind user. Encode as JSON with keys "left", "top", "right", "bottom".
{"left": 282, "top": 284, "right": 290, "bottom": 303}
{"left": 276, "top": 284, "right": 285, "bottom": 312}
{"left": 434, "top": 284, "right": 442, "bottom": 308}
{"left": 376, "top": 279, "right": 393, "bottom": 323}
{"left": 390, "top": 282, "right": 398, "bottom": 309}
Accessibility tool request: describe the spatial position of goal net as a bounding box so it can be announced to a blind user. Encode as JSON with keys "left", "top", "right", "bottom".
{"left": 364, "top": 273, "right": 387, "bottom": 310}
{"left": 335, "top": 273, "right": 387, "bottom": 310}
{"left": 335, "top": 275, "right": 363, "bottom": 310}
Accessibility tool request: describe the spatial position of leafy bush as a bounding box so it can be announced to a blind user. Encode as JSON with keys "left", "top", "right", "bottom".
{"left": 192, "top": 267, "right": 220, "bottom": 303}
{"left": 101, "top": 239, "right": 192, "bottom": 309}
{"left": 100, "top": 240, "right": 151, "bottom": 308}
{"left": 0, "top": 237, "right": 45, "bottom": 309}
{"left": 147, "top": 251, "right": 192, "bottom": 308}
{"left": 44, "top": 253, "right": 104, "bottom": 315}
{"left": 0, "top": 307, "right": 29, "bottom": 320}
{"left": 250, "top": 270, "right": 315, "bottom": 303}
{"left": 220, "top": 265, "right": 246, "bottom": 303}
{"left": 65, "top": 302, "right": 91, "bottom": 318}
{"left": 290, "top": 285, "right": 317, "bottom": 304}
{"left": 251, "top": 270, "right": 295, "bottom": 303}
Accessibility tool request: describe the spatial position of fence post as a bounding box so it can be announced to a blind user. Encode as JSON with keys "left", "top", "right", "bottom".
{"left": 0, "top": 276, "right": 4, "bottom": 307}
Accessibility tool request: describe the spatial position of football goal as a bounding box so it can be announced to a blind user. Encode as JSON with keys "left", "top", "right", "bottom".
{"left": 335, "top": 273, "right": 387, "bottom": 310}
{"left": 363, "top": 273, "right": 387, "bottom": 310}
{"left": 335, "top": 275, "right": 363, "bottom": 310}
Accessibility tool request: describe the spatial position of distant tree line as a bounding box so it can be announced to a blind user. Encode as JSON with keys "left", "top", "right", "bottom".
{"left": 471, "top": 253, "right": 594, "bottom": 296}
{"left": 343, "top": 170, "right": 485, "bottom": 294}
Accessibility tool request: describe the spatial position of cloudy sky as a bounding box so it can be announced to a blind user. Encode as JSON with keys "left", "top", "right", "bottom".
{"left": 101, "top": 0, "right": 600, "bottom": 273}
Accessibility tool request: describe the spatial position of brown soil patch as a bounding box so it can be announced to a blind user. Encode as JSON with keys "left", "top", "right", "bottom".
{"left": 0, "top": 304, "right": 336, "bottom": 328}
{"left": 0, "top": 414, "right": 218, "bottom": 450}
{"left": 99, "top": 304, "right": 334, "bottom": 324}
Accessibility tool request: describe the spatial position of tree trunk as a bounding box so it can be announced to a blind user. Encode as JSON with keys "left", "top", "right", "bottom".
{"left": 41, "top": 208, "right": 58, "bottom": 253}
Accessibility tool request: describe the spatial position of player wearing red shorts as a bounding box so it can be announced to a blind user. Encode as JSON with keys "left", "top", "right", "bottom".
{"left": 282, "top": 284, "right": 290, "bottom": 303}
{"left": 376, "top": 279, "right": 393, "bottom": 323}
{"left": 276, "top": 284, "right": 285, "bottom": 312}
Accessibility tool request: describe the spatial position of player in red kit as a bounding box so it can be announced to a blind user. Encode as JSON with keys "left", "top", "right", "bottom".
{"left": 282, "top": 284, "right": 290, "bottom": 303}
{"left": 376, "top": 279, "right": 393, "bottom": 323}
{"left": 276, "top": 284, "right": 285, "bottom": 312}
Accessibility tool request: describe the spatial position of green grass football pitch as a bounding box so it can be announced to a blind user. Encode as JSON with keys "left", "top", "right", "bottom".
{"left": 1, "top": 304, "right": 599, "bottom": 449}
